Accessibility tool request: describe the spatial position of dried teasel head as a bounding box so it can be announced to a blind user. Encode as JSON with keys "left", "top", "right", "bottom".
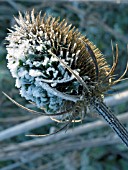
{"left": 6, "top": 10, "right": 127, "bottom": 117}
{"left": 5, "top": 10, "right": 128, "bottom": 145}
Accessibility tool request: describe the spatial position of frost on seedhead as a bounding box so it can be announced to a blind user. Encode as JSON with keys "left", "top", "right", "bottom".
{"left": 5, "top": 10, "right": 128, "bottom": 146}
{"left": 5, "top": 10, "right": 124, "bottom": 115}
{"left": 5, "top": 10, "right": 119, "bottom": 114}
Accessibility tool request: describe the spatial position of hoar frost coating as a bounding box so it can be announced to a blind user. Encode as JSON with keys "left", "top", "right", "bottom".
{"left": 6, "top": 11, "right": 111, "bottom": 113}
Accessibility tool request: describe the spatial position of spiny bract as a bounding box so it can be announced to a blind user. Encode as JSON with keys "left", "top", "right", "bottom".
{"left": 6, "top": 10, "right": 114, "bottom": 114}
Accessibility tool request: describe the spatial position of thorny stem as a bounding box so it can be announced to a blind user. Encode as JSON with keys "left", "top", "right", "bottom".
{"left": 93, "top": 99, "right": 128, "bottom": 147}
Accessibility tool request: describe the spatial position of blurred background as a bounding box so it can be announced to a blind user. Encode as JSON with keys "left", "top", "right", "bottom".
{"left": 0, "top": 0, "right": 128, "bottom": 170}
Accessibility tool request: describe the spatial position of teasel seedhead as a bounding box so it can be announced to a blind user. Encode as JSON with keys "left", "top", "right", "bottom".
{"left": 6, "top": 10, "right": 114, "bottom": 113}
{"left": 5, "top": 10, "right": 128, "bottom": 146}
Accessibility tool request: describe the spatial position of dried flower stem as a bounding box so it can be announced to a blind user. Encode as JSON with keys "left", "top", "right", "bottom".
{"left": 93, "top": 100, "right": 128, "bottom": 146}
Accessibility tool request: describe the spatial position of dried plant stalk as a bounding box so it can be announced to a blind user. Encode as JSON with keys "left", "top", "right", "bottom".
{"left": 93, "top": 100, "right": 128, "bottom": 146}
